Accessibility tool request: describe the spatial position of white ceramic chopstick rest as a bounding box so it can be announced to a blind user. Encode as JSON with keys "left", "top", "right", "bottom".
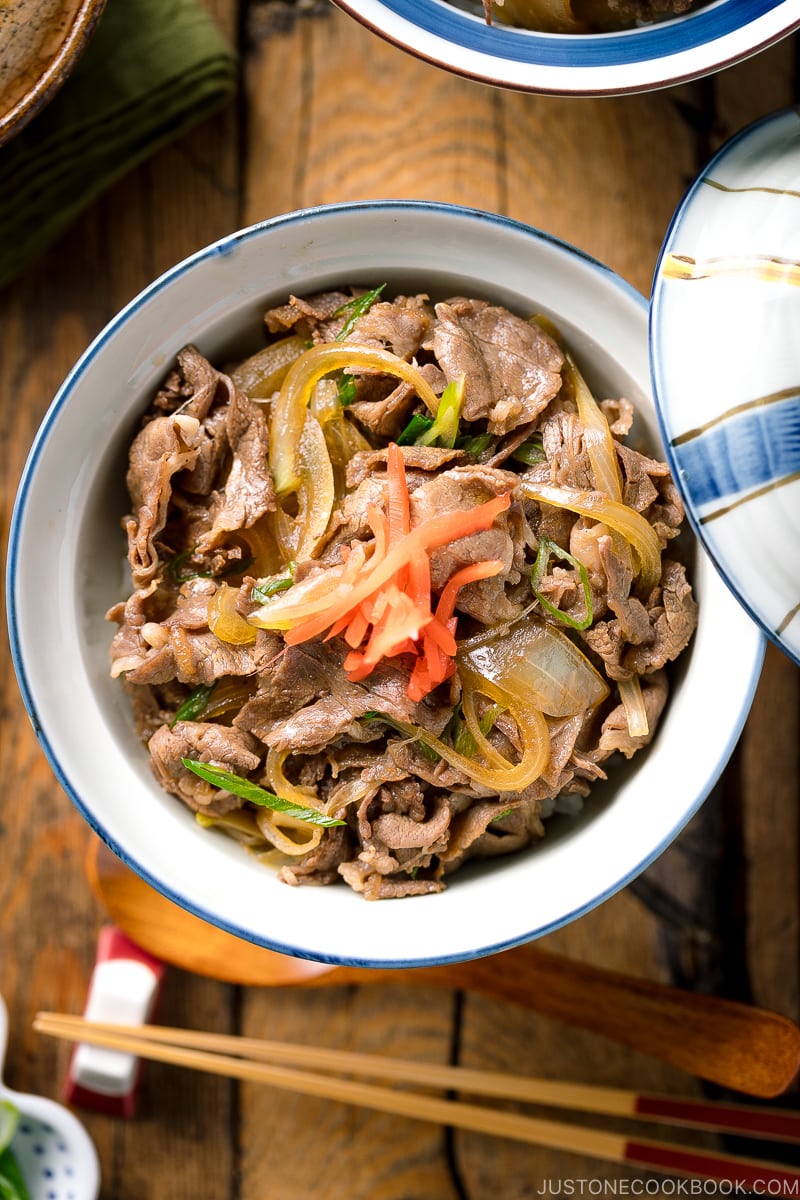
{"left": 65, "top": 925, "right": 166, "bottom": 1117}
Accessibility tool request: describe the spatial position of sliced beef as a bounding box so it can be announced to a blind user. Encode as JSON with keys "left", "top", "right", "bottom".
{"left": 178, "top": 406, "right": 229, "bottom": 496}
{"left": 124, "top": 346, "right": 274, "bottom": 588}
{"left": 438, "top": 799, "right": 542, "bottom": 876}
{"left": 337, "top": 855, "right": 444, "bottom": 899}
{"left": 263, "top": 290, "right": 432, "bottom": 353}
{"left": 593, "top": 671, "right": 669, "bottom": 760}
{"left": 624, "top": 560, "right": 698, "bottom": 675}
{"left": 125, "top": 413, "right": 204, "bottom": 588}
{"left": 150, "top": 344, "right": 224, "bottom": 422}
{"left": 108, "top": 580, "right": 162, "bottom": 678}
{"left": 345, "top": 444, "right": 466, "bottom": 489}
{"left": 127, "top": 627, "right": 281, "bottom": 687}
{"left": 344, "top": 293, "right": 433, "bottom": 360}
{"left": 600, "top": 396, "right": 634, "bottom": 438}
{"left": 148, "top": 721, "right": 262, "bottom": 813}
{"left": 598, "top": 536, "right": 653, "bottom": 646}
{"left": 370, "top": 790, "right": 451, "bottom": 850}
{"left": 263, "top": 290, "right": 353, "bottom": 341}
{"left": 582, "top": 559, "right": 697, "bottom": 679}
{"left": 236, "top": 642, "right": 333, "bottom": 727}
{"left": 196, "top": 380, "right": 275, "bottom": 549}
{"left": 432, "top": 299, "right": 564, "bottom": 435}
{"left": 409, "top": 465, "right": 522, "bottom": 623}
{"left": 262, "top": 694, "right": 381, "bottom": 755}
{"left": 348, "top": 363, "right": 447, "bottom": 440}
{"left": 646, "top": 474, "right": 686, "bottom": 543}
{"left": 318, "top": 474, "right": 387, "bottom": 561}
{"left": 235, "top": 640, "right": 451, "bottom": 752}
{"left": 277, "top": 826, "right": 354, "bottom": 887}
{"left": 348, "top": 379, "right": 419, "bottom": 441}
{"left": 615, "top": 442, "right": 670, "bottom": 513}
{"left": 542, "top": 411, "right": 594, "bottom": 490}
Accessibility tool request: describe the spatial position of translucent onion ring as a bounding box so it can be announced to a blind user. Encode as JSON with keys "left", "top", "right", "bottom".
{"left": 263, "top": 748, "right": 325, "bottom": 856}
{"left": 460, "top": 679, "right": 514, "bottom": 770}
{"left": 255, "top": 810, "right": 323, "bottom": 857}
{"left": 270, "top": 343, "right": 441, "bottom": 496}
{"left": 208, "top": 583, "right": 258, "bottom": 645}
{"left": 566, "top": 353, "right": 624, "bottom": 504}
{"left": 385, "top": 675, "right": 550, "bottom": 794}
{"left": 617, "top": 675, "right": 650, "bottom": 739}
{"left": 520, "top": 479, "right": 662, "bottom": 597}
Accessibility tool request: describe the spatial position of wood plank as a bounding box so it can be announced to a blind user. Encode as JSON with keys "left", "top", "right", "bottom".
{"left": 0, "top": 2, "right": 242, "bottom": 1196}
{"left": 239, "top": 984, "right": 462, "bottom": 1200}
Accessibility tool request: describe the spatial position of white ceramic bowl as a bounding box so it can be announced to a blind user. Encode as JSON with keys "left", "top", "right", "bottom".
{"left": 8, "top": 201, "right": 764, "bottom": 967}
{"left": 331, "top": 0, "right": 800, "bottom": 97}
{"left": 651, "top": 107, "right": 800, "bottom": 667}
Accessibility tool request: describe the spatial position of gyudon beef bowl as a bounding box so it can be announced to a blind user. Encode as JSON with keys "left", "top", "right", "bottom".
{"left": 8, "top": 202, "right": 763, "bottom": 966}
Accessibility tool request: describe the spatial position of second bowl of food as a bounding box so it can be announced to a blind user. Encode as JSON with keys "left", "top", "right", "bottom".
{"left": 331, "top": 0, "right": 800, "bottom": 97}
{"left": 8, "top": 201, "right": 763, "bottom": 966}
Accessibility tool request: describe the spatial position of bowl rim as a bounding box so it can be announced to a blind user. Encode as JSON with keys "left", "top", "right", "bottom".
{"left": 7, "top": 200, "right": 766, "bottom": 966}
{"left": 649, "top": 107, "right": 800, "bottom": 669}
{"left": 0, "top": 0, "right": 107, "bottom": 147}
{"left": 329, "top": 0, "right": 800, "bottom": 96}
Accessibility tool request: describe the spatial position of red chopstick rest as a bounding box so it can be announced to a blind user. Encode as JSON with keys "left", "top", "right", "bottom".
{"left": 64, "top": 925, "right": 166, "bottom": 1117}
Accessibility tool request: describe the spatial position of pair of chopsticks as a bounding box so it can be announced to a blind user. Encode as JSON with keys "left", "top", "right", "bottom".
{"left": 35, "top": 1012, "right": 800, "bottom": 1188}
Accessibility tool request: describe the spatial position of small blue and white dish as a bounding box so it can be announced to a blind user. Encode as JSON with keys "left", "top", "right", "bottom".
{"left": 651, "top": 107, "right": 800, "bottom": 667}
{"left": 330, "top": 0, "right": 800, "bottom": 97}
{"left": 0, "top": 995, "right": 100, "bottom": 1200}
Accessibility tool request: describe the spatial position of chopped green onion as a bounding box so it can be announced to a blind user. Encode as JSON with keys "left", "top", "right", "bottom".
{"left": 512, "top": 434, "right": 546, "bottom": 466}
{"left": 168, "top": 545, "right": 197, "bottom": 582}
{"left": 363, "top": 711, "right": 440, "bottom": 763}
{"left": 416, "top": 376, "right": 464, "bottom": 449}
{"left": 0, "top": 1107, "right": 29, "bottom": 1200}
{"left": 397, "top": 412, "right": 434, "bottom": 445}
{"left": 0, "top": 1103, "right": 18, "bottom": 1157}
{"left": 220, "top": 556, "right": 255, "bottom": 579}
{"left": 455, "top": 432, "right": 493, "bottom": 457}
{"left": 530, "top": 537, "right": 593, "bottom": 632}
{"left": 181, "top": 759, "right": 345, "bottom": 827}
{"left": 452, "top": 701, "right": 504, "bottom": 758}
{"left": 0, "top": 1148, "right": 30, "bottom": 1200}
{"left": 250, "top": 571, "right": 294, "bottom": 605}
{"left": 337, "top": 376, "right": 357, "bottom": 407}
{"left": 171, "top": 683, "right": 217, "bottom": 727}
{"left": 334, "top": 284, "right": 387, "bottom": 341}
{"left": 490, "top": 807, "right": 514, "bottom": 824}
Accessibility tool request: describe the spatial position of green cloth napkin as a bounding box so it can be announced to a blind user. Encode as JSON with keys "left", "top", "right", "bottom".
{"left": 0, "top": 0, "right": 237, "bottom": 289}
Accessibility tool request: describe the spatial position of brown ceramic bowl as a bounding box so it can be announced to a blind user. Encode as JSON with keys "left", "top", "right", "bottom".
{"left": 0, "top": 0, "right": 107, "bottom": 147}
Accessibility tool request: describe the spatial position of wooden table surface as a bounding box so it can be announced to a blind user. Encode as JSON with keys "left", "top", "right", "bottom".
{"left": 1, "top": 3, "right": 799, "bottom": 1197}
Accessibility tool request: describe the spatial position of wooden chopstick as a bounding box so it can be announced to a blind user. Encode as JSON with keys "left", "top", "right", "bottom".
{"left": 35, "top": 1013, "right": 800, "bottom": 1189}
{"left": 35, "top": 1011, "right": 800, "bottom": 1142}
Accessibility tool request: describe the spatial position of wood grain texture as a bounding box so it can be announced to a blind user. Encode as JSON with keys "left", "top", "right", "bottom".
{"left": 0, "top": 2, "right": 798, "bottom": 1198}
{"left": 0, "top": 4, "right": 241, "bottom": 1195}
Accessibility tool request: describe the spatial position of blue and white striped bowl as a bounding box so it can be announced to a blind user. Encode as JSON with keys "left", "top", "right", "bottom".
{"left": 651, "top": 107, "right": 800, "bottom": 666}
{"left": 8, "top": 202, "right": 763, "bottom": 967}
{"left": 331, "top": 0, "right": 800, "bottom": 96}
